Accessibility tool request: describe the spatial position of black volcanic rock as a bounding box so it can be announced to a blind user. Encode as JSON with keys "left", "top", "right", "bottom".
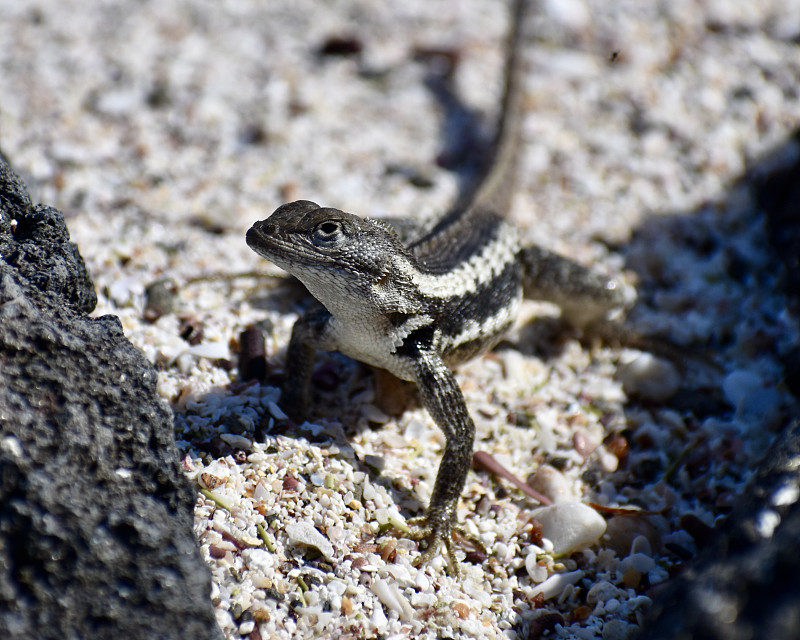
{"left": 0, "top": 158, "right": 221, "bottom": 639}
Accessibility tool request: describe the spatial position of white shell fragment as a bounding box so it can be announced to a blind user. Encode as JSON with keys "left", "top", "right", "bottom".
{"left": 529, "top": 464, "right": 575, "bottom": 504}
{"left": 617, "top": 353, "right": 681, "bottom": 402}
{"left": 534, "top": 502, "right": 607, "bottom": 555}
{"left": 530, "top": 570, "right": 584, "bottom": 600}
{"left": 722, "top": 369, "right": 782, "bottom": 419}
{"left": 525, "top": 553, "right": 549, "bottom": 582}
{"left": 370, "top": 578, "right": 415, "bottom": 621}
{"left": 185, "top": 341, "right": 230, "bottom": 360}
{"left": 243, "top": 548, "right": 275, "bottom": 573}
{"left": 586, "top": 580, "right": 621, "bottom": 605}
{"left": 285, "top": 522, "right": 334, "bottom": 559}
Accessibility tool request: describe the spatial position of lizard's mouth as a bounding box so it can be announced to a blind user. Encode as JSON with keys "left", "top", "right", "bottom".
{"left": 245, "top": 223, "right": 279, "bottom": 257}
{"left": 246, "top": 222, "right": 322, "bottom": 271}
{"left": 245, "top": 224, "right": 263, "bottom": 246}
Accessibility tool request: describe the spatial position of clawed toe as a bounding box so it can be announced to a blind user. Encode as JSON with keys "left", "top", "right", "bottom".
{"left": 398, "top": 516, "right": 485, "bottom": 577}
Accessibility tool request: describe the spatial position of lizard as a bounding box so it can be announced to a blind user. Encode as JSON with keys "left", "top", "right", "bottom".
{"left": 246, "top": 0, "right": 627, "bottom": 575}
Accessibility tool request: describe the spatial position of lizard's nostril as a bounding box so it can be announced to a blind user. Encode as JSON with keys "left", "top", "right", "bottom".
{"left": 251, "top": 221, "right": 275, "bottom": 236}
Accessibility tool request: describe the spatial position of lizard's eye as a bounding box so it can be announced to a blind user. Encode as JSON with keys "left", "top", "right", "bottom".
{"left": 312, "top": 220, "right": 345, "bottom": 246}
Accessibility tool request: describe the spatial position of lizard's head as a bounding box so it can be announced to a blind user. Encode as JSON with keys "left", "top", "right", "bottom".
{"left": 246, "top": 199, "right": 406, "bottom": 287}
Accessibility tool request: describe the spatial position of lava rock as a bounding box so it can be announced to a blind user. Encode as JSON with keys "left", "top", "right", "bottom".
{"left": 0, "top": 158, "right": 221, "bottom": 639}
{"left": 637, "top": 418, "right": 800, "bottom": 640}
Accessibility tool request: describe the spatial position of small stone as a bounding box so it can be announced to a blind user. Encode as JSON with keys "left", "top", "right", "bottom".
{"left": 238, "top": 620, "right": 255, "bottom": 635}
{"left": 363, "top": 455, "right": 385, "bottom": 472}
{"left": 533, "top": 502, "right": 606, "bottom": 555}
{"left": 586, "top": 580, "right": 621, "bottom": 604}
{"left": 208, "top": 544, "right": 228, "bottom": 559}
{"left": 529, "top": 570, "right": 583, "bottom": 600}
{"left": 598, "top": 449, "right": 619, "bottom": 472}
{"left": 370, "top": 603, "right": 388, "bottom": 631}
{"left": 268, "top": 401, "right": 288, "bottom": 420}
{"left": 244, "top": 549, "right": 274, "bottom": 573}
{"left": 253, "top": 479, "right": 270, "bottom": 502}
{"left": 722, "top": 369, "right": 781, "bottom": 419}
{"left": 528, "top": 464, "right": 574, "bottom": 504}
{"left": 622, "top": 567, "right": 642, "bottom": 589}
{"left": 220, "top": 433, "right": 252, "bottom": 451}
{"left": 341, "top": 596, "right": 353, "bottom": 615}
{"left": 604, "top": 515, "right": 662, "bottom": 557}
{"left": 252, "top": 608, "right": 271, "bottom": 623}
{"left": 630, "top": 534, "right": 652, "bottom": 556}
{"left": 251, "top": 574, "right": 272, "bottom": 589}
{"left": 186, "top": 341, "right": 230, "bottom": 360}
{"left": 361, "top": 403, "right": 390, "bottom": 424}
{"left": 309, "top": 472, "right": 326, "bottom": 486}
{"left": 602, "top": 618, "right": 633, "bottom": 640}
{"left": 525, "top": 553, "right": 549, "bottom": 582}
{"left": 573, "top": 428, "right": 599, "bottom": 459}
{"left": 617, "top": 353, "right": 680, "bottom": 402}
{"left": 620, "top": 552, "right": 655, "bottom": 574}
{"left": 285, "top": 521, "right": 334, "bottom": 559}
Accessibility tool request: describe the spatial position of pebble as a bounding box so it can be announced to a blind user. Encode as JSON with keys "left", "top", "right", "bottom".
{"left": 285, "top": 522, "right": 334, "bottom": 559}
{"left": 617, "top": 353, "right": 681, "bottom": 402}
{"left": 528, "top": 464, "right": 574, "bottom": 503}
{"left": 586, "top": 580, "right": 620, "bottom": 605}
{"left": 602, "top": 618, "right": 634, "bottom": 640}
{"left": 220, "top": 433, "right": 252, "bottom": 450}
{"left": 244, "top": 549, "right": 274, "bottom": 573}
{"left": 361, "top": 403, "right": 390, "bottom": 424}
{"left": 630, "top": 534, "right": 652, "bottom": 556}
{"left": 186, "top": 341, "right": 230, "bottom": 360}
{"left": 529, "top": 570, "right": 584, "bottom": 600}
{"left": 573, "top": 428, "right": 599, "bottom": 459}
{"left": 598, "top": 448, "right": 619, "bottom": 473}
{"left": 604, "top": 515, "right": 662, "bottom": 558}
{"left": 525, "top": 553, "right": 549, "bottom": 582}
{"left": 268, "top": 401, "right": 288, "bottom": 420}
{"left": 722, "top": 369, "right": 782, "bottom": 419}
{"left": 370, "top": 604, "right": 388, "bottom": 632}
{"left": 619, "top": 552, "right": 655, "bottom": 575}
{"left": 238, "top": 620, "right": 256, "bottom": 635}
{"left": 534, "top": 502, "right": 607, "bottom": 555}
{"left": 370, "top": 578, "right": 415, "bottom": 621}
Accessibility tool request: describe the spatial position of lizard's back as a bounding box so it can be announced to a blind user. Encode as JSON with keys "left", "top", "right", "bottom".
{"left": 398, "top": 0, "right": 529, "bottom": 366}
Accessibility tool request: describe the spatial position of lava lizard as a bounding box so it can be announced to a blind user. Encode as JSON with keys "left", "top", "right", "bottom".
{"left": 246, "top": 0, "right": 630, "bottom": 574}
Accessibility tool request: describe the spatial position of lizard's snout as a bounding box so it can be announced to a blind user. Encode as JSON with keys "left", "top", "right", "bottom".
{"left": 246, "top": 221, "right": 275, "bottom": 249}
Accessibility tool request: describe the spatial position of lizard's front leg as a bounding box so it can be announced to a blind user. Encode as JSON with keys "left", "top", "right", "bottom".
{"left": 406, "top": 348, "right": 477, "bottom": 575}
{"left": 279, "top": 307, "right": 335, "bottom": 422}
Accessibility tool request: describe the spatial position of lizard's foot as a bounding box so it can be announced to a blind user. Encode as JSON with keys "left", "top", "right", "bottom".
{"left": 404, "top": 515, "right": 485, "bottom": 577}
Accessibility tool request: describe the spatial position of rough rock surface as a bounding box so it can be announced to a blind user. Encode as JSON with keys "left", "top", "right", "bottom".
{"left": 638, "top": 419, "right": 800, "bottom": 640}
{"left": 0, "top": 159, "right": 221, "bottom": 639}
